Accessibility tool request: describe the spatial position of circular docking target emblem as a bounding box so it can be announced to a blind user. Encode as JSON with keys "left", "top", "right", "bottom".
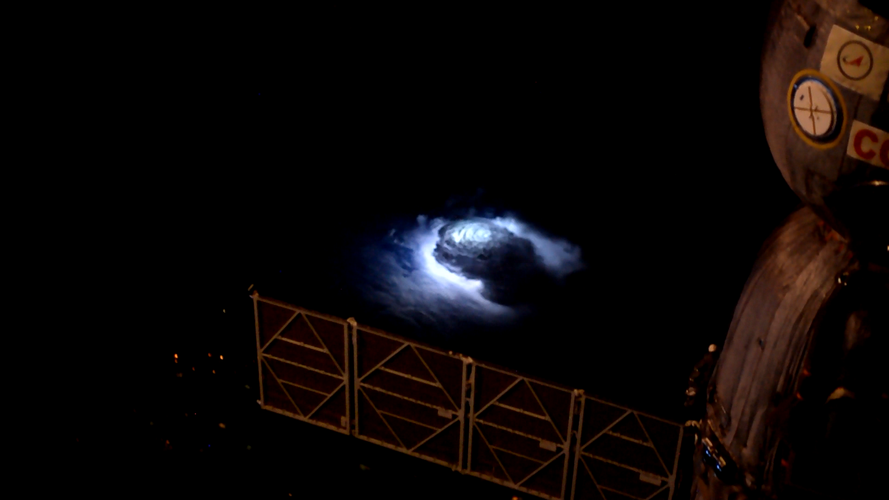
{"left": 787, "top": 70, "right": 846, "bottom": 149}
{"left": 794, "top": 80, "right": 837, "bottom": 136}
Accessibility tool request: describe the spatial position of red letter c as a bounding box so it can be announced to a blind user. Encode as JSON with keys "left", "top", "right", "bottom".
{"left": 854, "top": 129, "right": 878, "bottom": 160}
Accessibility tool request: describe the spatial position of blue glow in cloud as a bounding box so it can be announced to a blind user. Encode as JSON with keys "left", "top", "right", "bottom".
{"left": 353, "top": 212, "right": 584, "bottom": 335}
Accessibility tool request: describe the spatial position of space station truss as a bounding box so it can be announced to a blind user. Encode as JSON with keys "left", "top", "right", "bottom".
{"left": 353, "top": 324, "right": 468, "bottom": 470}
{"left": 254, "top": 296, "right": 351, "bottom": 434}
{"left": 466, "top": 362, "right": 578, "bottom": 500}
{"left": 251, "top": 293, "right": 683, "bottom": 500}
{"left": 571, "top": 396, "right": 683, "bottom": 500}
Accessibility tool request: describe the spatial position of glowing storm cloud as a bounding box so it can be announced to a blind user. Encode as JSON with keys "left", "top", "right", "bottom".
{"left": 413, "top": 214, "right": 584, "bottom": 304}
{"left": 352, "top": 212, "right": 584, "bottom": 334}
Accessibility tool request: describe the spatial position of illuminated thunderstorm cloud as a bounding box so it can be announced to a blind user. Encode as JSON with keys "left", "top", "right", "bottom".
{"left": 355, "top": 213, "right": 584, "bottom": 335}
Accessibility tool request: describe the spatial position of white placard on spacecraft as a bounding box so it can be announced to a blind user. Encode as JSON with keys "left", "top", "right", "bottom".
{"left": 819, "top": 25, "right": 889, "bottom": 101}
{"left": 846, "top": 120, "right": 889, "bottom": 169}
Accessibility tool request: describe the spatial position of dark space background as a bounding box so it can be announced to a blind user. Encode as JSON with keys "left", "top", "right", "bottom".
{"left": 49, "top": 3, "right": 805, "bottom": 499}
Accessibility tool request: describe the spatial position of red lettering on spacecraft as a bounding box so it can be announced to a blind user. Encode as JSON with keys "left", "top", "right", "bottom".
{"left": 853, "top": 128, "right": 878, "bottom": 160}
{"left": 847, "top": 120, "right": 889, "bottom": 168}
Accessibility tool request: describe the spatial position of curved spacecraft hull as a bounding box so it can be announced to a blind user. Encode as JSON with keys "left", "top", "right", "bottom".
{"left": 690, "top": 207, "right": 889, "bottom": 498}
{"left": 693, "top": 2, "right": 888, "bottom": 496}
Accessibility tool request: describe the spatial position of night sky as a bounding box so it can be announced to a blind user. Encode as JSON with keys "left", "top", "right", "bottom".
{"left": 53, "top": 3, "right": 802, "bottom": 498}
